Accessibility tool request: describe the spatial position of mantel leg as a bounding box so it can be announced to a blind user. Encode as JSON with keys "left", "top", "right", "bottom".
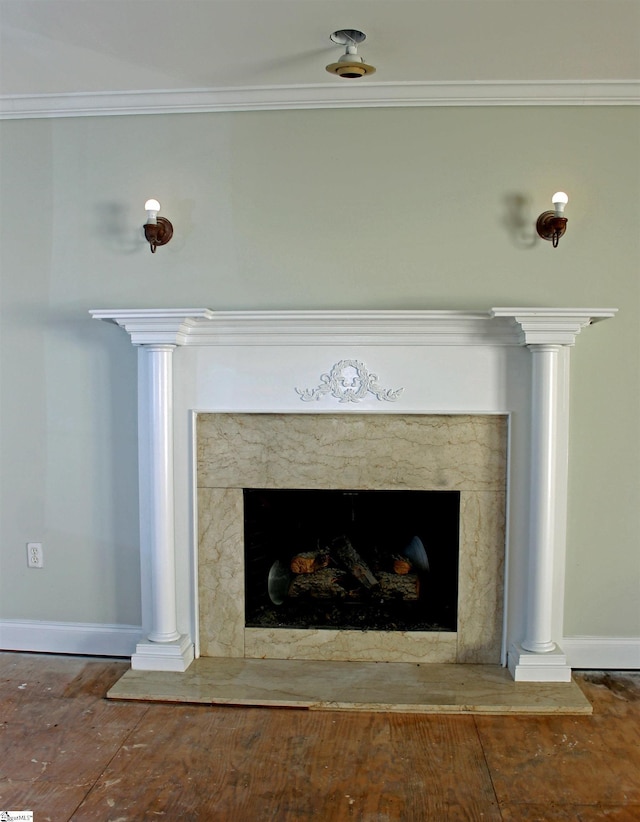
{"left": 509, "top": 343, "right": 571, "bottom": 682}
{"left": 132, "top": 344, "right": 194, "bottom": 672}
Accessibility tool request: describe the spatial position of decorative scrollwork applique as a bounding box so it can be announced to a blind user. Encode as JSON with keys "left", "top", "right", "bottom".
{"left": 295, "top": 359, "right": 404, "bottom": 403}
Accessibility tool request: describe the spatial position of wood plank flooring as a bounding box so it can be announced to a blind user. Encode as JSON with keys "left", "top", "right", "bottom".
{"left": 1, "top": 652, "right": 639, "bottom": 820}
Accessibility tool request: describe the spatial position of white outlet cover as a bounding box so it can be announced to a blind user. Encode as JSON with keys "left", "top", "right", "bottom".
{"left": 27, "top": 542, "right": 43, "bottom": 568}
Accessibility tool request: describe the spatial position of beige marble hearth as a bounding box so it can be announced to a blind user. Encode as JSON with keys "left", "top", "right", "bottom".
{"left": 197, "top": 414, "right": 507, "bottom": 664}
{"left": 108, "top": 659, "right": 592, "bottom": 715}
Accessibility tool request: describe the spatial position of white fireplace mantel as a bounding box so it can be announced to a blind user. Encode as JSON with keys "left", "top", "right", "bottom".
{"left": 90, "top": 307, "right": 613, "bottom": 347}
{"left": 91, "top": 307, "right": 616, "bottom": 681}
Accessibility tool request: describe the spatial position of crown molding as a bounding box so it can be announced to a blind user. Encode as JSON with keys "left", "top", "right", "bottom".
{"left": 2, "top": 80, "right": 639, "bottom": 119}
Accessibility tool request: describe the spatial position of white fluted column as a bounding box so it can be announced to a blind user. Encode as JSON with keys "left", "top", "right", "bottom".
{"left": 490, "top": 308, "right": 618, "bottom": 682}
{"left": 144, "top": 344, "right": 180, "bottom": 643}
{"left": 131, "top": 341, "right": 194, "bottom": 671}
{"left": 507, "top": 338, "right": 572, "bottom": 680}
{"left": 521, "top": 344, "right": 560, "bottom": 654}
{"left": 89, "top": 309, "right": 215, "bottom": 672}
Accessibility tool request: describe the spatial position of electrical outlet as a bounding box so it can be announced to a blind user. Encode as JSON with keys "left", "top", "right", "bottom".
{"left": 27, "top": 542, "right": 44, "bottom": 568}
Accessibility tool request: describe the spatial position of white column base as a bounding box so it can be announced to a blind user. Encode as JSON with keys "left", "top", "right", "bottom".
{"left": 131, "top": 634, "right": 195, "bottom": 672}
{"left": 508, "top": 642, "right": 572, "bottom": 682}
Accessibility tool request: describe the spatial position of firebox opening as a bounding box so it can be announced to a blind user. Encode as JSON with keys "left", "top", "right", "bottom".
{"left": 243, "top": 489, "right": 460, "bottom": 632}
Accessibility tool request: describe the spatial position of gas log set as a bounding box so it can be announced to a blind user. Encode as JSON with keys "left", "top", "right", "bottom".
{"left": 284, "top": 535, "right": 424, "bottom": 604}
{"left": 257, "top": 532, "right": 439, "bottom": 632}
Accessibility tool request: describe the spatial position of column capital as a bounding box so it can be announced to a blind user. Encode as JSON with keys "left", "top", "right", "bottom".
{"left": 490, "top": 308, "right": 617, "bottom": 346}
{"left": 142, "top": 343, "right": 178, "bottom": 353}
{"left": 527, "top": 343, "right": 563, "bottom": 354}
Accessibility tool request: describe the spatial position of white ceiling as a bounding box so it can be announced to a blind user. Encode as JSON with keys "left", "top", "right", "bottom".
{"left": 1, "top": 0, "right": 639, "bottom": 117}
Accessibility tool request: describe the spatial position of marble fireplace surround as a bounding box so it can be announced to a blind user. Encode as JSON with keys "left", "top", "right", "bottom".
{"left": 197, "top": 412, "right": 507, "bottom": 666}
{"left": 91, "top": 307, "right": 616, "bottom": 682}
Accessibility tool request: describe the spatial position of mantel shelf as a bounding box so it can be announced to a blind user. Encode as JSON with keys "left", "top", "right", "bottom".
{"left": 90, "top": 307, "right": 617, "bottom": 347}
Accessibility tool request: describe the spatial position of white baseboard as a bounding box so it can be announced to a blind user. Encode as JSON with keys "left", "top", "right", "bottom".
{"left": 0, "top": 619, "right": 143, "bottom": 657}
{"left": 2, "top": 622, "right": 637, "bottom": 670}
{"left": 563, "top": 636, "right": 640, "bottom": 670}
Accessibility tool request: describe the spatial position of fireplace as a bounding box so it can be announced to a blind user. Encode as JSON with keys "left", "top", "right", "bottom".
{"left": 243, "top": 488, "right": 460, "bottom": 633}
{"left": 91, "top": 307, "right": 617, "bottom": 681}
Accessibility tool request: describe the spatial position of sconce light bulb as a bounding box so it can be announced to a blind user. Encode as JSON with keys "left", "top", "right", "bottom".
{"left": 552, "top": 191, "right": 568, "bottom": 216}
{"left": 144, "top": 199, "right": 161, "bottom": 225}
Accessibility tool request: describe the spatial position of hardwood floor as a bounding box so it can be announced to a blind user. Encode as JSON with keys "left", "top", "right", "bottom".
{"left": 1, "top": 652, "right": 639, "bottom": 820}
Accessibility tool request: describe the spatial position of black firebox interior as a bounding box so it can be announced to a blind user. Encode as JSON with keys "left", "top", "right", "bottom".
{"left": 244, "top": 489, "right": 460, "bottom": 632}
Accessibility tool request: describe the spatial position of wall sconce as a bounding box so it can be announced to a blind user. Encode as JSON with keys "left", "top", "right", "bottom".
{"left": 536, "top": 192, "right": 568, "bottom": 248}
{"left": 326, "top": 29, "right": 376, "bottom": 78}
{"left": 143, "top": 199, "right": 173, "bottom": 253}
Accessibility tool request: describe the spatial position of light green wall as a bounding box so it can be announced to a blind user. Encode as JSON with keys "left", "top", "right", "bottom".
{"left": 1, "top": 107, "right": 638, "bottom": 635}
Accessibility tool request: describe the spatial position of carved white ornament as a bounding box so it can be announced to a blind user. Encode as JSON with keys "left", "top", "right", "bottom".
{"left": 296, "top": 359, "right": 404, "bottom": 403}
